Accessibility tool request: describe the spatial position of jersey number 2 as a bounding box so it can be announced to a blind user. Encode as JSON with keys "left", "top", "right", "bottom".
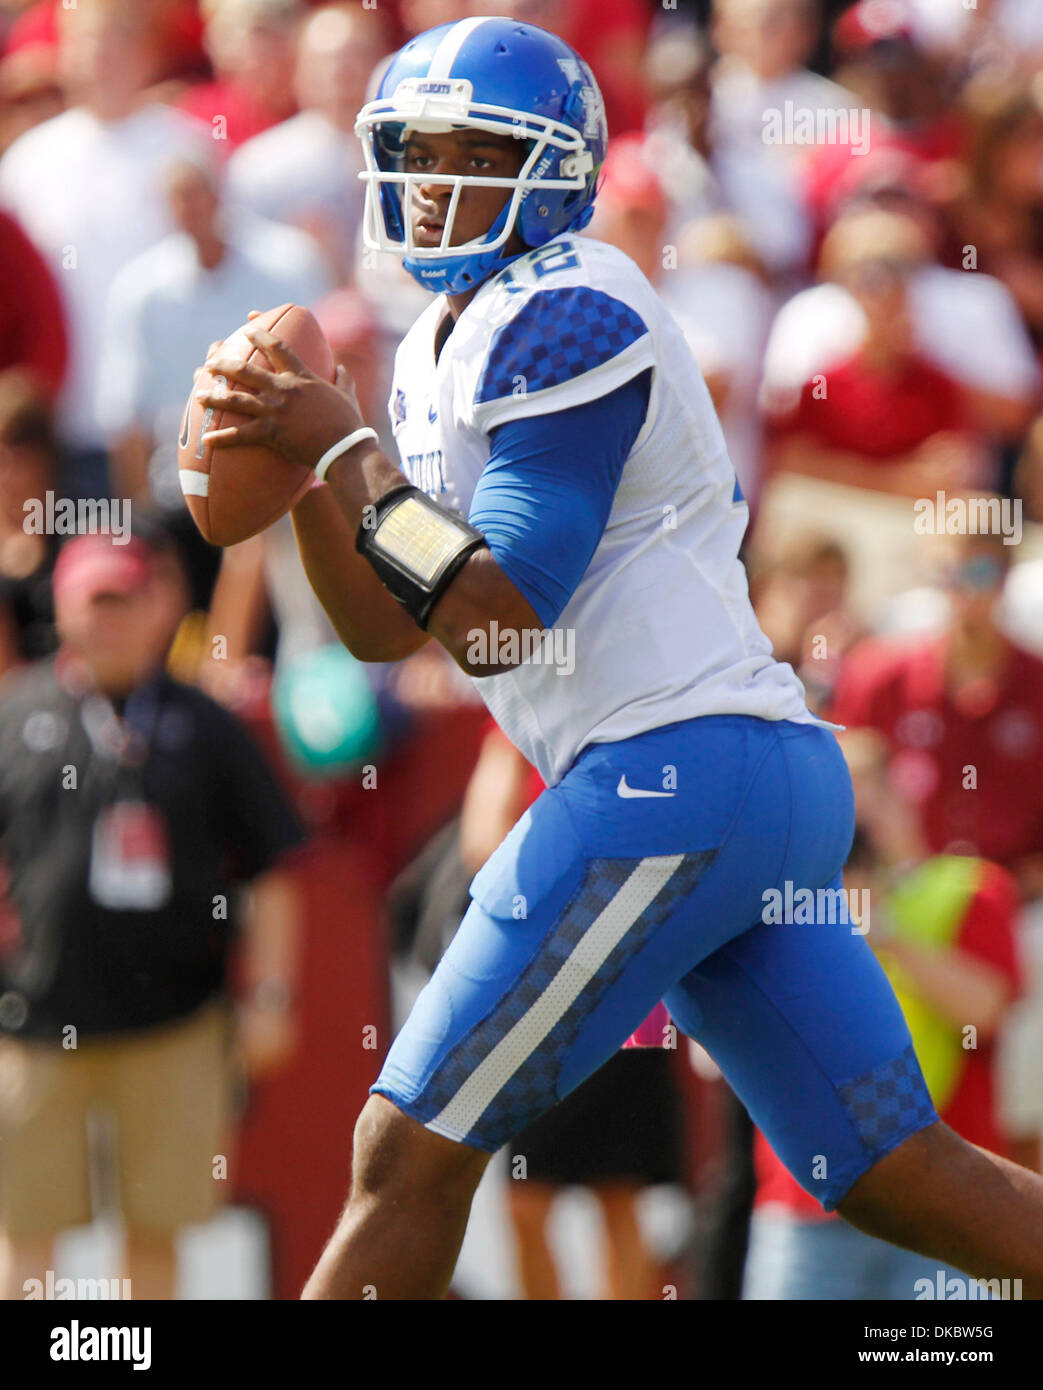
{"left": 504, "top": 239, "right": 581, "bottom": 292}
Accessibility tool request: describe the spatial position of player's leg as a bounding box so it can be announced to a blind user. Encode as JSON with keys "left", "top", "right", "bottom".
{"left": 837, "top": 1123, "right": 1043, "bottom": 1297}
{"left": 305, "top": 715, "right": 851, "bottom": 1299}
{"left": 308, "top": 835, "right": 695, "bottom": 1303}
{"left": 303, "top": 1094, "right": 492, "bottom": 1300}
{"left": 664, "top": 897, "right": 1043, "bottom": 1298}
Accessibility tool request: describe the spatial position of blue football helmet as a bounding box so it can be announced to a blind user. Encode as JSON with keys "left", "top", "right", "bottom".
{"left": 354, "top": 16, "right": 608, "bottom": 295}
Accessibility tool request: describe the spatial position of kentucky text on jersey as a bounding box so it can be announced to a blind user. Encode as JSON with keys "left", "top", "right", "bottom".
{"left": 405, "top": 449, "right": 446, "bottom": 495}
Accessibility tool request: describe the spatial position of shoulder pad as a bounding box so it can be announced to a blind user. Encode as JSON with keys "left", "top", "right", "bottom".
{"left": 474, "top": 286, "right": 649, "bottom": 407}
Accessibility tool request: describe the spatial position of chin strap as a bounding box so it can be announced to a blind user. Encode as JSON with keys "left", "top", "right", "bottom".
{"left": 403, "top": 198, "right": 527, "bottom": 296}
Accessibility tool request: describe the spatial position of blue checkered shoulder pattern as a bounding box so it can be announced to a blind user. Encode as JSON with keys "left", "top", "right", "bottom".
{"left": 415, "top": 850, "right": 716, "bottom": 1151}
{"left": 838, "top": 1043, "right": 936, "bottom": 1155}
{"left": 474, "top": 288, "right": 649, "bottom": 406}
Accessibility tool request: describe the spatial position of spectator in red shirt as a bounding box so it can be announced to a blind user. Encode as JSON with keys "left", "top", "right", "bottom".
{"left": 178, "top": 0, "right": 301, "bottom": 153}
{"left": 0, "top": 210, "right": 66, "bottom": 397}
{"left": 767, "top": 208, "right": 988, "bottom": 498}
{"left": 830, "top": 531, "right": 1043, "bottom": 900}
{"left": 2, "top": 0, "right": 207, "bottom": 93}
{"left": 744, "top": 730, "right": 1022, "bottom": 1300}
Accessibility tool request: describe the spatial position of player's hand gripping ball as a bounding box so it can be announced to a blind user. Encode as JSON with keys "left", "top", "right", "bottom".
{"left": 178, "top": 303, "right": 365, "bottom": 547}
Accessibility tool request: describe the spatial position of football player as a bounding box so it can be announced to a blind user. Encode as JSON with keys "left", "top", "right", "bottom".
{"left": 196, "top": 16, "right": 1043, "bottom": 1300}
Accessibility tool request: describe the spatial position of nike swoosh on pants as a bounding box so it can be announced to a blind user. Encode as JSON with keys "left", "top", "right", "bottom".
{"left": 616, "top": 774, "right": 675, "bottom": 799}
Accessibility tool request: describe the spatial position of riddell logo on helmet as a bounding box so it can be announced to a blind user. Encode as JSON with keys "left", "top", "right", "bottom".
{"left": 521, "top": 154, "right": 554, "bottom": 202}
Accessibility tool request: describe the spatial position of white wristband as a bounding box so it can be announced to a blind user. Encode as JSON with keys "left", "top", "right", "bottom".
{"left": 314, "top": 427, "right": 379, "bottom": 481}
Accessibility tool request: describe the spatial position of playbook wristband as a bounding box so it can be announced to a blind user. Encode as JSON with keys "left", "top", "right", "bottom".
{"left": 314, "top": 427, "right": 380, "bottom": 482}
{"left": 356, "top": 484, "right": 488, "bottom": 629}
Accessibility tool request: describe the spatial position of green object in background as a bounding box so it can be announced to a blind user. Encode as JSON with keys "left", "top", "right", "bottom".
{"left": 272, "top": 644, "right": 381, "bottom": 778}
{"left": 881, "top": 855, "right": 985, "bottom": 1114}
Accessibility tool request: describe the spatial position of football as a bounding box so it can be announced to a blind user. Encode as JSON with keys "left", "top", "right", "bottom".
{"left": 177, "top": 303, "right": 335, "bottom": 547}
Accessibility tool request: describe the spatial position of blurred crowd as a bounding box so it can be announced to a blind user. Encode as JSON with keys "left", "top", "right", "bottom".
{"left": 0, "top": 0, "right": 1042, "bottom": 1301}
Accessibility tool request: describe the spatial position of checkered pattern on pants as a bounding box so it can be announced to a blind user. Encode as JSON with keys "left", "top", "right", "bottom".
{"left": 416, "top": 849, "right": 716, "bottom": 1149}
{"left": 838, "top": 1043, "right": 937, "bottom": 1153}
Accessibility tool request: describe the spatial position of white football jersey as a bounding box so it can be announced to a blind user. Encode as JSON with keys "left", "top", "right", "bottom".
{"left": 387, "top": 232, "right": 832, "bottom": 786}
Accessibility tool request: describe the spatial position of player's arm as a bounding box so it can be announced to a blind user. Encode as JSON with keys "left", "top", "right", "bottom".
{"left": 290, "top": 420, "right": 573, "bottom": 674}
{"left": 198, "top": 327, "right": 649, "bottom": 672}
{"left": 322, "top": 367, "right": 651, "bottom": 674}
{"left": 288, "top": 474, "right": 433, "bottom": 662}
{"left": 196, "top": 330, "right": 434, "bottom": 662}
{"left": 285, "top": 441, "right": 543, "bottom": 669}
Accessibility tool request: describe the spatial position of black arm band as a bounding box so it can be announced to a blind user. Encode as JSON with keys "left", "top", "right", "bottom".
{"left": 355, "top": 484, "right": 489, "bottom": 630}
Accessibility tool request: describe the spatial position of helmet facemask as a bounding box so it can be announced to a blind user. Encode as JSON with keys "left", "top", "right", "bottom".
{"left": 355, "top": 77, "right": 595, "bottom": 291}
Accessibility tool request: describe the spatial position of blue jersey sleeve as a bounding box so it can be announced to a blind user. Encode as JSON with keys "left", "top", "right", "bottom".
{"left": 467, "top": 367, "right": 653, "bottom": 628}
